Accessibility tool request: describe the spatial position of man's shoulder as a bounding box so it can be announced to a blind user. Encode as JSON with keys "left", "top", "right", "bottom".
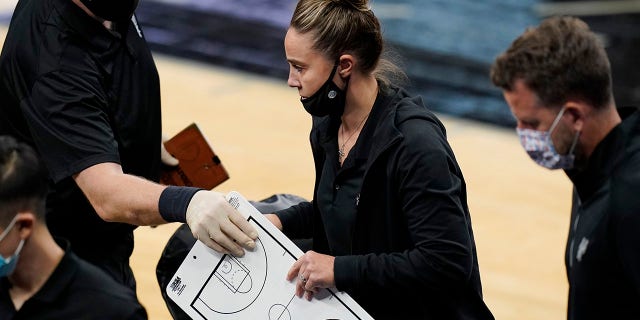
{"left": 608, "top": 147, "right": 640, "bottom": 216}
{"left": 71, "top": 255, "right": 134, "bottom": 297}
{"left": 63, "top": 254, "right": 147, "bottom": 318}
{"left": 607, "top": 109, "right": 640, "bottom": 195}
{"left": 3, "top": 3, "right": 102, "bottom": 80}
{"left": 613, "top": 119, "right": 640, "bottom": 184}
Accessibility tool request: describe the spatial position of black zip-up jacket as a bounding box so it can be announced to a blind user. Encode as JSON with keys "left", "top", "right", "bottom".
{"left": 565, "top": 107, "right": 640, "bottom": 319}
{"left": 277, "top": 86, "right": 493, "bottom": 319}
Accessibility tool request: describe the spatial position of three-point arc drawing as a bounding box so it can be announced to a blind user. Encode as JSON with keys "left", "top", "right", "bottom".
{"left": 194, "top": 237, "right": 268, "bottom": 315}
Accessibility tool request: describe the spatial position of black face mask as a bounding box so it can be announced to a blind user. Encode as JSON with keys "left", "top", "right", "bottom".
{"left": 80, "top": 0, "right": 140, "bottom": 21}
{"left": 301, "top": 65, "right": 347, "bottom": 117}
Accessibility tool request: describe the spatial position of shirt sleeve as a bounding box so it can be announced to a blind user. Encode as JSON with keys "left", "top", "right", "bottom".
{"left": 275, "top": 201, "right": 315, "bottom": 239}
{"left": 21, "top": 70, "right": 120, "bottom": 183}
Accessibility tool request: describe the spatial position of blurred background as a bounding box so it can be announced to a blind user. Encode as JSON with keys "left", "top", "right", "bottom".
{"left": 134, "top": 0, "right": 639, "bottom": 126}
{"left": 1, "top": 0, "right": 638, "bottom": 319}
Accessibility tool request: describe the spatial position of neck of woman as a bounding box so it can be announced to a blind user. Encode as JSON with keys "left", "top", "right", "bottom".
{"left": 341, "top": 75, "right": 378, "bottom": 131}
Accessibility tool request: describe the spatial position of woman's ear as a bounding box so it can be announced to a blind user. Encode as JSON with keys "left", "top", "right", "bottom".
{"left": 338, "top": 54, "right": 354, "bottom": 78}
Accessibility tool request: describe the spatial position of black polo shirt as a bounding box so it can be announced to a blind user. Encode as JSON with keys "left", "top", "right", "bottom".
{"left": 0, "top": 0, "right": 161, "bottom": 266}
{"left": 316, "top": 92, "right": 388, "bottom": 255}
{"left": 0, "top": 239, "right": 148, "bottom": 320}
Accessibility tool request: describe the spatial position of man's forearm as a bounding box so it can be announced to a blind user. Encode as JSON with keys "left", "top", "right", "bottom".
{"left": 74, "top": 162, "right": 168, "bottom": 226}
{"left": 74, "top": 162, "right": 259, "bottom": 256}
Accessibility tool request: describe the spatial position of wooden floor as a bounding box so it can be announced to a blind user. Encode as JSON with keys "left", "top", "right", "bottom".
{"left": 131, "top": 54, "right": 573, "bottom": 320}
{"left": 0, "top": 23, "right": 573, "bottom": 319}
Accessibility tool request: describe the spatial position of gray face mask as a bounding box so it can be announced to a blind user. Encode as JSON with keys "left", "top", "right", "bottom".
{"left": 516, "top": 107, "right": 580, "bottom": 170}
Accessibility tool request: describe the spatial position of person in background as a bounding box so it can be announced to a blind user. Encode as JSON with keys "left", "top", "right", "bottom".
{"left": 0, "top": 135, "right": 147, "bottom": 319}
{"left": 0, "top": 0, "right": 257, "bottom": 292}
{"left": 491, "top": 16, "right": 640, "bottom": 319}
{"left": 264, "top": 0, "right": 494, "bottom": 318}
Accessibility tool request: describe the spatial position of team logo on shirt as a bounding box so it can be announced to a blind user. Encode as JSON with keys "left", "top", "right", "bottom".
{"left": 576, "top": 237, "right": 589, "bottom": 262}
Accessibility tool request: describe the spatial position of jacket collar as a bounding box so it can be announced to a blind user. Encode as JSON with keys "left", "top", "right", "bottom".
{"left": 566, "top": 107, "right": 640, "bottom": 201}
{"left": 315, "top": 85, "right": 404, "bottom": 166}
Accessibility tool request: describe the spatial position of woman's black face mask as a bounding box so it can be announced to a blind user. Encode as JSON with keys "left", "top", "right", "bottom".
{"left": 301, "top": 65, "right": 347, "bottom": 117}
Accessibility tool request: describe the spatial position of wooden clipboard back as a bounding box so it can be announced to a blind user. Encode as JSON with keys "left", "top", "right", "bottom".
{"left": 160, "top": 123, "right": 229, "bottom": 189}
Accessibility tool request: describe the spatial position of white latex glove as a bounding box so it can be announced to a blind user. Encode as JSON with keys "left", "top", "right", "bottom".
{"left": 186, "top": 191, "right": 258, "bottom": 256}
{"left": 161, "top": 133, "right": 179, "bottom": 166}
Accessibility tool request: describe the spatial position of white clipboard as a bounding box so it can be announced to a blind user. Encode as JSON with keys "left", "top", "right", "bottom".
{"left": 166, "top": 191, "right": 374, "bottom": 320}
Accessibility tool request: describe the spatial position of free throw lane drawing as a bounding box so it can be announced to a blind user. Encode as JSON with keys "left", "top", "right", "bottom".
{"left": 195, "top": 237, "right": 267, "bottom": 315}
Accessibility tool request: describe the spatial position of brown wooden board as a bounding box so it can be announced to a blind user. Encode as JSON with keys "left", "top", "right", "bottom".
{"left": 160, "top": 123, "right": 229, "bottom": 189}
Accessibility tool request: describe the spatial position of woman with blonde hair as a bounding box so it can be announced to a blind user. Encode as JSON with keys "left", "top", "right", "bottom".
{"left": 266, "top": 0, "right": 494, "bottom": 318}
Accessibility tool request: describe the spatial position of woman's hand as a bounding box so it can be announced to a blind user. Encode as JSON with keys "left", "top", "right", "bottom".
{"left": 286, "top": 250, "right": 335, "bottom": 300}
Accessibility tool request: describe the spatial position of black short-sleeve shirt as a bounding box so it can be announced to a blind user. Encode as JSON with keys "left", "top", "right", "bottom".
{"left": 0, "top": 0, "right": 161, "bottom": 262}
{"left": 0, "top": 239, "right": 148, "bottom": 320}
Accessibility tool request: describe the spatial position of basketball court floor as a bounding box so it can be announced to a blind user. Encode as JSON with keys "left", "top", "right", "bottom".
{"left": 1, "top": 22, "right": 573, "bottom": 319}
{"left": 134, "top": 54, "right": 573, "bottom": 319}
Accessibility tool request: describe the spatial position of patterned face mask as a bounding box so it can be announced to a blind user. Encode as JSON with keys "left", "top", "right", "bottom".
{"left": 517, "top": 107, "right": 580, "bottom": 170}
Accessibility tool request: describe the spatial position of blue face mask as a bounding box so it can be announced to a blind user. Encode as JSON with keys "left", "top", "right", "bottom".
{"left": 517, "top": 107, "right": 580, "bottom": 170}
{"left": 0, "top": 216, "right": 24, "bottom": 278}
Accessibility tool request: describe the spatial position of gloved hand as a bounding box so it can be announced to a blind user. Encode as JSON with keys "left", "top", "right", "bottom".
{"left": 161, "top": 133, "right": 179, "bottom": 166}
{"left": 186, "top": 190, "right": 258, "bottom": 256}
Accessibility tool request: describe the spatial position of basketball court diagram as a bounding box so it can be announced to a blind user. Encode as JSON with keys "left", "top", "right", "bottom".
{"left": 194, "top": 236, "right": 267, "bottom": 315}
{"left": 167, "top": 192, "right": 373, "bottom": 320}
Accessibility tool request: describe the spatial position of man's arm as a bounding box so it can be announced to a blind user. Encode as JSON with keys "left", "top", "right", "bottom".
{"left": 74, "top": 162, "right": 258, "bottom": 255}
{"left": 74, "top": 162, "right": 164, "bottom": 225}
